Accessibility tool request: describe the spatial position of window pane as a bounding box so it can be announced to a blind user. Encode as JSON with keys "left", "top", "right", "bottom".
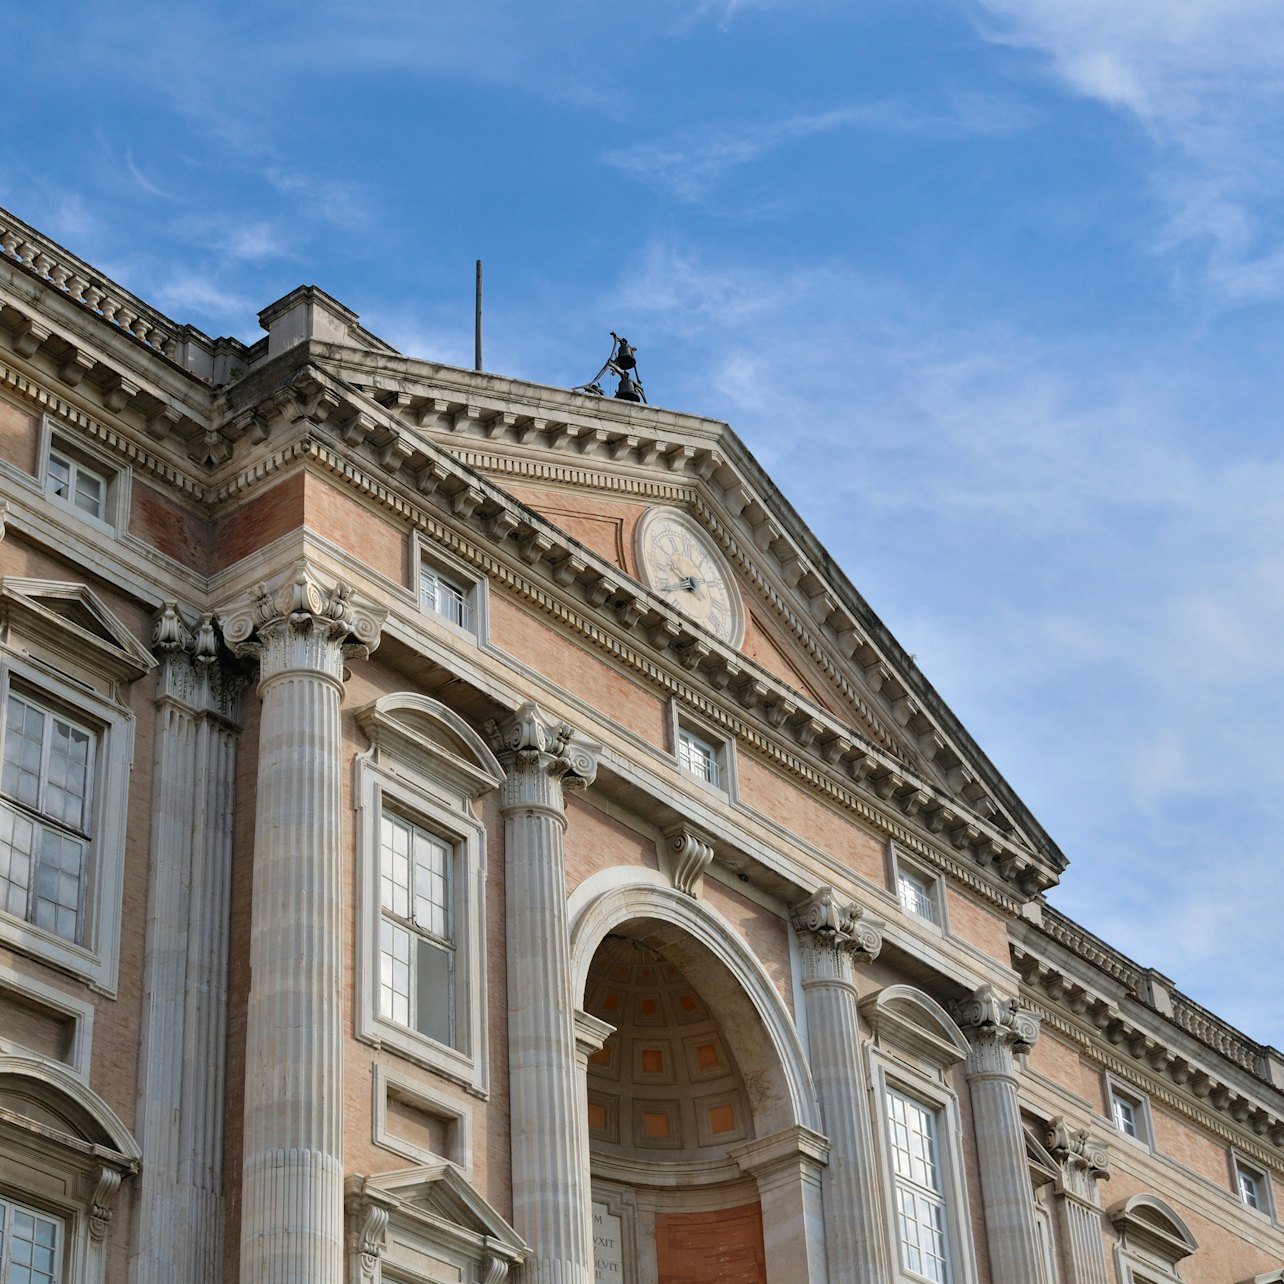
{"left": 416, "top": 938, "right": 455, "bottom": 1047}
{"left": 411, "top": 829, "right": 449, "bottom": 940}
{"left": 898, "top": 869, "right": 937, "bottom": 923}
{"left": 0, "top": 801, "right": 35, "bottom": 920}
{"left": 379, "top": 919, "right": 412, "bottom": 1027}
{"left": 44, "top": 718, "right": 92, "bottom": 831}
{"left": 2, "top": 1200, "right": 61, "bottom": 1284}
{"left": 3, "top": 695, "right": 45, "bottom": 809}
{"left": 677, "top": 730, "right": 719, "bottom": 785}
{"left": 1112, "top": 1094, "right": 1138, "bottom": 1137}
{"left": 421, "top": 567, "right": 468, "bottom": 627}
{"left": 887, "top": 1087, "right": 950, "bottom": 1283}
{"left": 73, "top": 467, "right": 104, "bottom": 517}
{"left": 46, "top": 453, "right": 71, "bottom": 499}
{"left": 1238, "top": 1166, "right": 1263, "bottom": 1210}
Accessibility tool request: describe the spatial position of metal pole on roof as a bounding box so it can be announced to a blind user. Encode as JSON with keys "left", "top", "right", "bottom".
{"left": 475, "top": 259, "right": 483, "bottom": 372}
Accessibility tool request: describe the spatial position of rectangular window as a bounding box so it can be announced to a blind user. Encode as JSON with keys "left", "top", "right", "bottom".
{"left": 886, "top": 1086, "right": 951, "bottom": 1283}
{"left": 897, "top": 868, "right": 938, "bottom": 924}
{"left": 0, "top": 693, "right": 94, "bottom": 944}
{"left": 420, "top": 564, "right": 469, "bottom": 629}
{"left": 1107, "top": 1083, "right": 1151, "bottom": 1146}
{"left": 46, "top": 449, "right": 106, "bottom": 521}
{"left": 0, "top": 1195, "right": 63, "bottom": 1284}
{"left": 676, "top": 727, "right": 720, "bottom": 787}
{"left": 378, "top": 809, "right": 458, "bottom": 1051}
{"left": 1235, "top": 1158, "right": 1269, "bottom": 1213}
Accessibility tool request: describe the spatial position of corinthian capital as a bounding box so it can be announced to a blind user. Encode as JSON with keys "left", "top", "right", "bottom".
{"left": 1046, "top": 1115, "right": 1110, "bottom": 1201}
{"left": 953, "top": 984, "right": 1040, "bottom": 1076}
{"left": 792, "top": 887, "right": 883, "bottom": 983}
{"left": 492, "top": 701, "right": 600, "bottom": 815}
{"left": 217, "top": 560, "right": 386, "bottom": 684}
{"left": 152, "top": 601, "right": 244, "bottom": 720}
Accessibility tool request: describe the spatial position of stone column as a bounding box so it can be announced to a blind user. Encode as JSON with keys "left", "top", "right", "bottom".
{"left": 493, "top": 703, "right": 600, "bottom": 1284}
{"left": 220, "top": 563, "right": 385, "bottom": 1284}
{"left": 1046, "top": 1117, "right": 1111, "bottom": 1284}
{"left": 132, "top": 606, "right": 242, "bottom": 1284}
{"left": 954, "top": 985, "right": 1044, "bottom": 1284}
{"left": 791, "top": 888, "right": 890, "bottom": 1284}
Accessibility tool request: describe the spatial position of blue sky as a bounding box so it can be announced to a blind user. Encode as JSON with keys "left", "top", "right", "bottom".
{"left": 7, "top": 1, "right": 1284, "bottom": 1046}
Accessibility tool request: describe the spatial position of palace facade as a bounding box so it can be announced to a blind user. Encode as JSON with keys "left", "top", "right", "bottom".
{"left": 0, "top": 202, "right": 1281, "bottom": 1284}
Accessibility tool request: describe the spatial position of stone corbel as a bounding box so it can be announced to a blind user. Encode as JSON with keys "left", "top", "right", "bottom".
{"left": 344, "top": 1183, "right": 397, "bottom": 1280}
{"left": 481, "top": 1253, "right": 510, "bottom": 1284}
{"left": 661, "top": 823, "right": 716, "bottom": 897}
{"left": 88, "top": 1163, "right": 125, "bottom": 1242}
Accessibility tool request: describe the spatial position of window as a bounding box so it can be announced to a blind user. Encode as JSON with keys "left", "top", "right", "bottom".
{"left": 861, "top": 985, "right": 978, "bottom": 1284}
{"left": 0, "top": 1194, "right": 63, "bottom": 1284}
{"left": 886, "top": 1086, "right": 950, "bottom": 1282}
{"left": 897, "top": 868, "right": 937, "bottom": 924}
{"left": 0, "top": 578, "right": 151, "bottom": 993}
{"left": 1, "top": 692, "right": 95, "bottom": 944}
{"left": 420, "top": 563, "right": 469, "bottom": 629}
{"left": 887, "top": 843, "right": 947, "bottom": 931}
{"left": 677, "top": 726, "right": 720, "bottom": 787}
{"left": 45, "top": 449, "right": 105, "bottom": 521}
{"left": 1233, "top": 1156, "right": 1273, "bottom": 1217}
{"left": 355, "top": 693, "right": 503, "bottom": 1094}
{"left": 1107, "top": 1081, "right": 1151, "bottom": 1147}
{"left": 379, "top": 809, "right": 458, "bottom": 1049}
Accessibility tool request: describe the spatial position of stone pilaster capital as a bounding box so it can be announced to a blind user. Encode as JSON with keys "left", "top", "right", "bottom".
{"left": 792, "top": 887, "right": 883, "bottom": 984}
{"left": 491, "top": 701, "right": 600, "bottom": 815}
{"left": 152, "top": 601, "right": 244, "bottom": 721}
{"left": 344, "top": 1182, "right": 397, "bottom": 1279}
{"left": 953, "top": 983, "right": 1040, "bottom": 1075}
{"left": 1046, "top": 1115, "right": 1110, "bottom": 1200}
{"left": 217, "top": 560, "right": 386, "bottom": 687}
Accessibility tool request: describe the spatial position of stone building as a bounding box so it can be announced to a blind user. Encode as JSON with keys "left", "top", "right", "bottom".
{"left": 0, "top": 200, "right": 1280, "bottom": 1284}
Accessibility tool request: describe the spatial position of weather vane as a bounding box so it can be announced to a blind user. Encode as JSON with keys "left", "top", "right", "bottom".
{"left": 574, "top": 332, "right": 646, "bottom": 403}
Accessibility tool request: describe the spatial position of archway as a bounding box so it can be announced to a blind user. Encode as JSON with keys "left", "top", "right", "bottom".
{"left": 569, "top": 877, "right": 826, "bottom": 1284}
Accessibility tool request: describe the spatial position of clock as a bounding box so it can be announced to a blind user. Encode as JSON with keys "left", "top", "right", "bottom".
{"left": 635, "top": 508, "right": 744, "bottom": 647}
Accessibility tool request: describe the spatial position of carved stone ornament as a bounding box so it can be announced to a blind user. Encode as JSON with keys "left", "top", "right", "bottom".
{"left": 491, "top": 701, "right": 600, "bottom": 814}
{"left": 482, "top": 1255, "right": 510, "bottom": 1284}
{"left": 346, "top": 1201, "right": 390, "bottom": 1279}
{"left": 89, "top": 1165, "right": 123, "bottom": 1242}
{"left": 1046, "top": 1115, "right": 1110, "bottom": 1199}
{"left": 953, "top": 983, "right": 1040, "bottom": 1056}
{"left": 217, "top": 560, "right": 387, "bottom": 685}
{"left": 792, "top": 886, "right": 884, "bottom": 982}
{"left": 152, "top": 601, "right": 244, "bottom": 721}
{"left": 664, "top": 823, "right": 715, "bottom": 897}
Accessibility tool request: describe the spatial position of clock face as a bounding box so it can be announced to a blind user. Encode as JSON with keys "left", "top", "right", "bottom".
{"left": 635, "top": 508, "right": 744, "bottom": 647}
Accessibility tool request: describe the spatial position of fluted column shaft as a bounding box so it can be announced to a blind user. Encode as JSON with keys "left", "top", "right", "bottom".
{"left": 955, "top": 986, "right": 1044, "bottom": 1284}
{"left": 132, "top": 609, "right": 241, "bottom": 1284}
{"left": 221, "top": 564, "right": 384, "bottom": 1284}
{"left": 1047, "top": 1118, "right": 1111, "bottom": 1284}
{"left": 792, "top": 889, "right": 889, "bottom": 1284}
{"left": 495, "top": 704, "right": 599, "bottom": 1284}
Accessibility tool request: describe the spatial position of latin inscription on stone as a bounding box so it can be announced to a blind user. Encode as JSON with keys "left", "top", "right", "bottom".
{"left": 592, "top": 1202, "right": 624, "bottom": 1282}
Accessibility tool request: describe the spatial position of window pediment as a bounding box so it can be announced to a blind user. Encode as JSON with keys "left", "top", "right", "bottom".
{"left": 356, "top": 694, "right": 503, "bottom": 801}
{"left": 1109, "top": 1193, "right": 1197, "bottom": 1267}
{"left": 0, "top": 578, "right": 155, "bottom": 686}
{"left": 859, "top": 984, "right": 970, "bottom": 1069}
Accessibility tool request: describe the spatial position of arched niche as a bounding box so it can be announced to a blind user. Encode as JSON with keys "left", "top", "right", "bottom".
{"left": 569, "top": 877, "right": 820, "bottom": 1138}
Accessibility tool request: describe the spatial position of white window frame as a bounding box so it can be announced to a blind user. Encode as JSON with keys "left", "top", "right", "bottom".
{"left": 354, "top": 695, "right": 502, "bottom": 1097}
{"left": 669, "top": 703, "right": 734, "bottom": 799}
{"left": 0, "top": 963, "right": 95, "bottom": 1078}
{"left": 36, "top": 422, "right": 128, "bottom": 538}
{"left": 1105, "top": 1076, "right": 1153, "bottom": 1149}
{"left": 1231, "top": 1151, "right": 1275, "bottom": 1220}
{"left": 0, "top": 1191, "right": 64, "bottom": 1283}
{"left": 0, "top": 663, "right": 132, "bottom": 994}
{"left": 888, "top": 843, "right": 947, "bottom": 931}
{"left": 861, "top": 986, "right": 979, "bottom": 1284}
{"left": 372, "top": 1064, "right": 472, "bottom": 1173}
{"left": 414, "top": 535, "right": 484, "bottom": 641}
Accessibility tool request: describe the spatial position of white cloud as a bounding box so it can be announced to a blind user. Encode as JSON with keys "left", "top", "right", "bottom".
{"left": 969, "top": 0, "right": 1284, "bottom": 302}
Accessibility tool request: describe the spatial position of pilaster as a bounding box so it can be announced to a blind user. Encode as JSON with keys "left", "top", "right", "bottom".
{"left": 493, "top": 702, "right": 600, "bottom": 1284}
{"left": 132, "top": 604, "right": 242, "bottom": 1284}
{"left": 219, "top": 562, "right": 386, "bottom": 1284}
{"left": 953, "top": 984, "right": 1043, "bottom": 1284}
{"left": 791, "top": 888, "right": 889, "bottom": 1284}
{"left": 1047, "top": 1117, "right": 1111, "bottom": 1284}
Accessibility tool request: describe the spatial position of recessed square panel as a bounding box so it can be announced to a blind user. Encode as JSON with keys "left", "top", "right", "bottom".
{"left": 633, "top": 1041, "right": 677, "bottom": 1084}
{"left": 633, "top": 993, "right": 665, "bottom": 1026}
{"left": 695, "top": 1090, "right": 748, "bottom": 1147}
{"left": 672, "top": 990, "right": 707, "bottom": 1025}
{"left": 632, "top": 1099, "right": 683, "bottom": 1149}
{"left": 587, "top": 1091, "right": 620, "bottom": 1144}
{"left": 683, "top": 1032, "right": 731, "bottom": 1082}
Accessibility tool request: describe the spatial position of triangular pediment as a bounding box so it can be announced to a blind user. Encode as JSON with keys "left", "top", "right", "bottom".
{"left": 0, "top": 578, "right": 156, "bottom": 683}
{"left": 279, "top": 346, "right": 1066, "bottom": 895}
{"left": 362, "top": 1162, "right": 527, "bottom": 1253}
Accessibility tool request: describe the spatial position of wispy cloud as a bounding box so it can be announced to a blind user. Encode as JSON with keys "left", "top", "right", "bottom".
{"left": 969, "top": 0, "right": 1284, "bottom": 303}
{"left": 608, "top": 95, "right": 1038, "bottom": 202}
